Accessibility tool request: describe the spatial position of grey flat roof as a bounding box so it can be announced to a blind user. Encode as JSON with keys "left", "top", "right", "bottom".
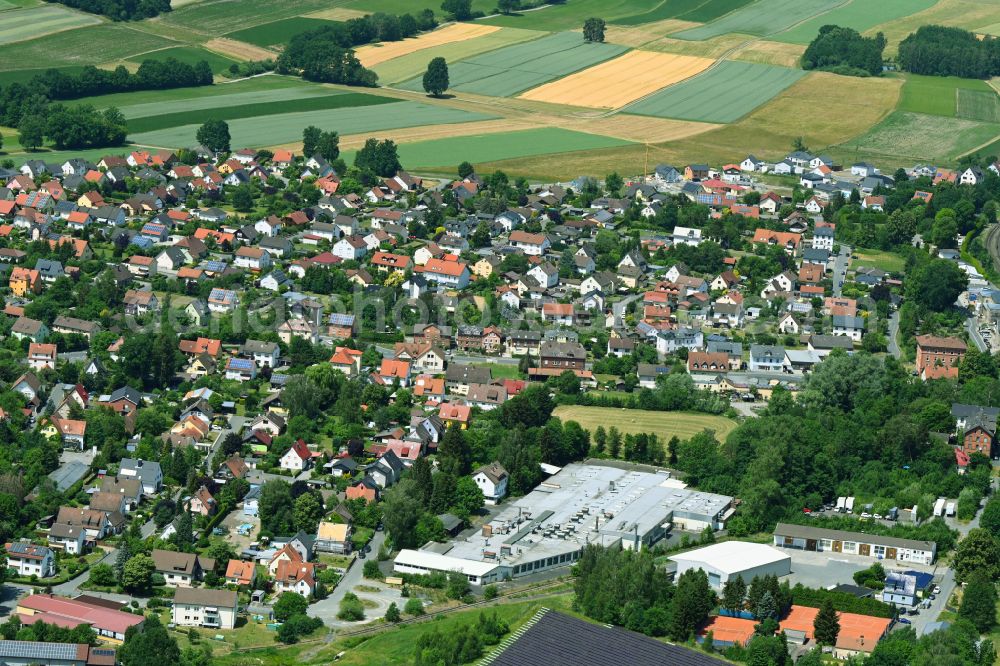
{"left": 48, "top": 462, "right": 89, "bottom": 491}
{"left": 774, "top": 522, "right": 935, "bottom": 552}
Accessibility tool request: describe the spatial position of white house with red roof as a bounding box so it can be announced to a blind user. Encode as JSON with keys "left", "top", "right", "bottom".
{"left": 420, "top": 258, "right": 470, "bottom": 289}
{"left": 280, "top": 438, "right": 314, "bottom": 473}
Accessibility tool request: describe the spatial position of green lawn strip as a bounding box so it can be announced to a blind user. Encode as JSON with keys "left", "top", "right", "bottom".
{"left": 373, "top": 27, "right": 543, "bottom": 85}
{"left": 671, "top": 0, "right": 840, "bottom": 41}
{"left": 897, "top": 73, "right": 991, "bottom": 117}
{"left": 628, "top": 60, "right": 805, "bottom": 123}
{"left": 397, "top": 32, "right": 627, "bottom": 97}
{"left": 773, "top": 0, "right": 938, "bottom": 44}
{"left": 126, "top": 45, "right": 238, "bottom": 74}
{"left": 341, "top": 128, "right": 632, "bottom": 170}
{"left": 127, "top": 93, "right": 393, "bottom": 133}
{"left": 956, "top": 88, "right": 1000, "bottom": 123}
{"left": 0, "top": 5, "right": 101, "bottom": 45}
{"left": 225, "top": 17, "right": 337, "bottom": 48}
{"left": 0, "top": 24, "right": 178, "bottom": 71}
{"left": 129, "top": 101, "right": 496, "bottom": 149}
{"left": 477, "top": 0, "right": 661, "bottom": 31}
{"left": 0, "top": 66, "right": 87, "bottom": 87}
{"left": 0, "top": 0, "right": 18, "bottom": 10}
{"left": 834, "top": 110, "right": 1000, "bottom": 165}
{"left": 79, "top": 74, "right": 315, "bottom": 110}
{"left": 853, "top": 250, "right": 906, "bottom": 273}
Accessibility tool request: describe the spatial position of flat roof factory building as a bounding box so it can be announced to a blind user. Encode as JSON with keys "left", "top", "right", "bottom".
{"left": 669, "top": 541, "right": 792, "bottom": 589}
{"left": 394, "top": 461, "right": 734, "bottom": 584}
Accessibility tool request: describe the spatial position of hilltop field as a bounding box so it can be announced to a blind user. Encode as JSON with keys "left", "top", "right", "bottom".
{"left": 3, "top": 0, "right": 1000, "bottom": 177}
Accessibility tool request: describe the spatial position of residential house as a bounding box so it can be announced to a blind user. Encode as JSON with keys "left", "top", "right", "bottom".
{"left": 151, "top": 549, "right": 211, "bottom": 588}
{"left": 172, "top": 588, "right": 237, "bottom": 630}
{"left": 472, "top": 462, "right": 508, "bottom": 505}
{"left": 915, "top": 335, "right": 966, "bottom": 380}
{"left": 4, "top": 542, "right": 55, "bottom": 578}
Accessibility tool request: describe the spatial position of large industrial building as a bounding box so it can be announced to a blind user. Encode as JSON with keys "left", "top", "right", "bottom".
{"left": 669, "top": 541, "right": 791, "bottom": 589}
{"left": 394, "top": 462, "right": 734, "bottom": 585}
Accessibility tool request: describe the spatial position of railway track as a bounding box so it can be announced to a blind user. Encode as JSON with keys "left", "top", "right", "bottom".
{"left": 982, "top": 223, "right": 1000, "bottom": 274}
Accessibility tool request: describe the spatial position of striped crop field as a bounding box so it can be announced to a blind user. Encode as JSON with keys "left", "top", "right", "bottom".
{"left": 0, "top": 5, "right": 101, "bottom": 45}
{"left": 397, "top": 31, "right": 627, "bottom": 97}
{"left": 774, "top": 0, "right": 938, "bottom": 44}
{"left": 672, "top": 0, "right": 841, "bottom": 40}
{"left": 129, "top": 101, "right": 496, "bottom": 149}
{"left": 356, "top": 23, "right": 500, "bottom": 68}
{"left": 627, "top": 60, "right": 805, "bottom": 123}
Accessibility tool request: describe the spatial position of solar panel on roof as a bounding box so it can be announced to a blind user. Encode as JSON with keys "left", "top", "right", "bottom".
{"left": 328, "top": 313, "right": 355, "bottom": 325}
{"left": 227, "top": 358, "right": 254, "bottom": 370}
{"left": 0, "top": 641, "right": 78, "bottom": 660}
{"left": 204, "top": 261, "right": 227, "bottom": 271}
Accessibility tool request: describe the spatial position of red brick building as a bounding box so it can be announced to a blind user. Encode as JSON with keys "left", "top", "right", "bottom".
{"left": 915, "top": 335, "right": 966, "bottom": 380}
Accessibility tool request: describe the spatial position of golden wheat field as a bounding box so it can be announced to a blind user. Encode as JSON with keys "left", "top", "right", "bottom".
{"left": 517, "top": 50, "right": 713, "bottom": 109}
{"left": 355, "top": 23, "right": 500, "bottom": 68}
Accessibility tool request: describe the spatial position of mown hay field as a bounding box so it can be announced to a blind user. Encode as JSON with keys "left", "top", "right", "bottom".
{"left": 836, "top": 111, "right": 1000, "bottom": 165}
{"left": 0, "top": 24, "right": 177, "bottom": 71}
{"left": 957, "top": 89, "right": 1000, "bottom": 123}
{"left": 614, "top": 0, "right": 753, "bottom": 25}
{"left": 672, "top": 0, "right": 840, "bottom": 40}
{"left": 161, "top": 0, "right": 330, "bottom": 33}
{"left": 356, "top": 23, "right": 499, "bottom": 68}
{"left": 341, "top": 127, "right": 633, "bottom": 171}
{"left": 518, "top": 51, "right": 713, "bottom": 109}
{"left": 897, "top": 73, "right": 992, "bottom": 117}
{"left": 628, "top": 60, "right": 805, "bottom": 123}
{"left": 775, "top": 0, "right": 938, "bottom": 44}
{"left": 130, "top": 101, "right": 495, "bottom": 149}
{"left": 0, "top": 5, "right": 101, "bottom": 45}
{"left": 553, "top": 406, "right": 738, "bottom": 443}
{"left": 397, "top": 31, "right": 627, "bottom": 97}
{"left": 224, "top": 17, "right": 334, "bottom": 49}
{"left": 126, "top": 46, "right": 237, "bottom": 74}
{"left": 374, "top": 27, "right": 541, "bottom": 84}
{"left": 204, "top": 37, "right": 278, "bottom": 62}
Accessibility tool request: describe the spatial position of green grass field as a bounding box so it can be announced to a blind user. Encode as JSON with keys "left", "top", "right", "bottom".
{"left": 774, "top": 0, "right": 938, "bottom": 43}
{"left": 957, "top": 88, "right": 1000, "bottom": 123}
{"left": 225, "top": 17, "right": 336, "bottom": 48}
{"left": 397, "top": 31, "right": 627, "bottom": 97}
{"left": 129, "top": 100, "right": 496, "bottom": 149}
{"left": 374, "top": 26, "right": 542, "bottom": 84}
{"left": 628, "top": 60, "right": 805, "bottom": 123}
{"left": 126, "top": 46, "right": 238, "bottom": 74}
{"left": 127, "top": 92, "right": 394, "bottom": 133}
{"left": 0, "top": 23, "right": 178, "bottom": 71}
{"left": 343, "top": 127, "right": 632, "bottom": 170}
{"left": 615, "top": 0, "right": 753, "bottom": 25}
{"left": 81, "top": 74, "right": 314, "bottom": 109}
{"left": 672, "top": 0, "right": 841, "bottom": 40}
{"left": 836, "top": 111, "right": 1000, "bottom": 165}
{"left": 553, "top": 405, "right": 738, "bottom": 443}
{"left": 853, "top": 250, "right": 907, "bottom": 273}
{"left": 0, "top": 5, "right": 101, "bottom": 45}
{"left": 897, "top": 73, "right": 993, "bottom": 117}
{"left": 479, "top": 0, "right": 660, "bottom": 30}
{"left": 344, "top": 0, "right": 495, "bottom": 19}
{"left": 161, "top": 0, "right": 330, "bottom": 33}
{"left": 0, "top": 66, "right": 87, "bottom": 87}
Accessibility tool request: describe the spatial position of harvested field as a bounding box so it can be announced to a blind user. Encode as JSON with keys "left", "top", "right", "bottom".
{"left": 552, "top": 406, "right": 738, "bottom": 443}
{"left": 373, "top": 27, "right": 541, "bottom": 84}
{"left": 628, "top": 60, "right": 805, "bottom": 123}
{"left": 305, "top": 7, "right": 369, "bottom": 21}
{"left": 518, "top": 51, "right": 713, "bottom": 109}
{"left": 605, "top": 19, "right": 701, "bottom": 48}
{"left": 356, "top": 24, "right": 499, "bottom": 68}
{"left": 775, "top": 0, "right": 937, "bottom": 44}
{"left": 0, "top": 5, "right": 101, "bottom": 45}
{"left": 731, "top": 40, "right": 806, "bottom": 68}
{"left": 836, "top": 111, "right": 1000, "bottom": 165}
{"left": 552, "top": 114, "right": 718, "bottom": 143}
{"left": 871, "top": 0, "right": 1000, "bottom": 54}
{"left": 397, "top": 31, "right": 627, "bottom": 97}
{"left": 641, "top": 32, "right": 750, "bottom": 57}
{"left": 341, "top": 127, "right": 633, "bottom": 171}
{"left": 129, "top": 101, "right": 495, "bottom": 149}
{"left": 204, "top": 37, "right": 277, "bottom": 62}
{"left": 672, "top": 0, "right": 841, "bottom": 40}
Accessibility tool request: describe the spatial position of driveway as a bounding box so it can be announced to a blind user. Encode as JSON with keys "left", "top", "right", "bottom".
{"left": 832, "top": 244, "right": 851, "bottom": 298}
{"left": 887, "top": 310, "right": 901, "bottom": 359}
{"left": 204, "top": 415, "right": 246, "bottom": 472}
{"left": 308, "top": 529, "right": 388, "bottom": 625}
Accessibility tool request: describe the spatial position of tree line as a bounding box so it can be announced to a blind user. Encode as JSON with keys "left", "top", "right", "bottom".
{"left": 899, "top": 25, "right": 1000, "bottom": 78}
{"left": 43, "top": 0, "right": 170, "bottom": 21}
{"left": 801, "top": 25, "right": 885, "bottom": 77}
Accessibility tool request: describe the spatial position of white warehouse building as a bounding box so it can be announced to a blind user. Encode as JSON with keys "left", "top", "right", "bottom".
{"left": 669, "top": 541, "right": 791, "bottom": 589}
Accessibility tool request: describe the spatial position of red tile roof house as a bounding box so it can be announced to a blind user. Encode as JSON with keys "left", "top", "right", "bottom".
{"left": 915, "top": 335, "right": 966, "bottom": 380}
{"left": 280, "top": 438, "right": 314, "bottom": 473}
{"left": 16, "top": 593, "right": 144, "bottom": 643}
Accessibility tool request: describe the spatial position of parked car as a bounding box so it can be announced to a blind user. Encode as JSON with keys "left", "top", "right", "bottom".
{"left": 933, "top": 585, "right": 941, "bottom": 594}
{"left": 898, "top": 618, "right": 912, "bottom": 625}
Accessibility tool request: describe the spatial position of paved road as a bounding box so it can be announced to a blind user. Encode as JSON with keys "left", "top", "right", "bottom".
{"left": 52, "top": 548, "right": 118, "bottom": 597}
{"left": 204, "top": 415, "right": 246, "bottom": 472}
{"left": 612, "top": 293, "right": 642, "bottom": 328}
{"left": 832, "top": 244, "right": 851, "bottom": 298}
{"left": 966, "top": 317, "right": 988, "bottom": 353}
{"left": 887, "top": 310, "right": 901, "bottom": 359}
{"left": 309, "top": 529, "right": 386, "bottom": 625}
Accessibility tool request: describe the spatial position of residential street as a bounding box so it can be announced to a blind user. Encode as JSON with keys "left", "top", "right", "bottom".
{"left": 832, "top": 244, "right": 851, "bottom": 298}
{"left": 888, "top": 310, "right": 901, "bottom": 358}
{"left": 965, "top": 316, "right": 988, "bottom": 353}
{"left": 203, "top": 414, "right": 246, "bottom": 472}
{"left": 308, "top": 529, "right": 388, "bottom": 626}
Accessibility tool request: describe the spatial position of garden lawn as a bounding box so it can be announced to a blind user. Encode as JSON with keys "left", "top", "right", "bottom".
{"left": 672, "top": 0, "right": 841, "bottom": 40}
{"left": 553, "top": 405, "right": 738, "bottom": 442}
{"left": 628, "top": 60, "right": 805, "bottom": 123}
{"left": 341, "top": 128, "right": 632, "bottom": 170}
{"left": 225, "top": 17, "right": 337, "bottom": 48}
{"left": 957, "top": 89, "right": 1000, "bottom": 123}
{"left": 0, "top": 5, "right": 101, "bottom": 45}
{"left": 373, "top": 27, "right": 541, "bottom": 84}
{"left": 0, "top": 24, "right": 178, "bottom": 71}
{"left": 126, "top": 46, "right": 238, "bottom": 74}
{"left": 774, "top": 0, "right": 938, "bottom": 44}
{"left": 126, "top": 92, "right": 394, "bottom": 133}
{"left": 897, "top": 73, "right": 993, "bottom": 117}
{"left": 835, "top": 111, "right": 1000, "bottom": 165}
{"left": 129, "top": 101, "right": 496, "bottom": 148}
{"left": 397, "top": 32, "right": 627, "bottom": 97}
{"left": 853, "top": 250, "right": 906, "bottom": 273}
{"left": 615, "top": 0, "right": 754, "bottom": 25}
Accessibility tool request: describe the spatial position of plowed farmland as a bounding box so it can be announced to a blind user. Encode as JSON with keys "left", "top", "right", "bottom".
{"left": 518, "top": 51, "right": 713, "bottom": 109}
{"left": 356, "top": 23, "right": 500, "bottom": 68}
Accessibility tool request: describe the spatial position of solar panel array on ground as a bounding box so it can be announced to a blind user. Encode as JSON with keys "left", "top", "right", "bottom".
{"left": 397, "top": 31, "right": 628, "bottom": 97}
